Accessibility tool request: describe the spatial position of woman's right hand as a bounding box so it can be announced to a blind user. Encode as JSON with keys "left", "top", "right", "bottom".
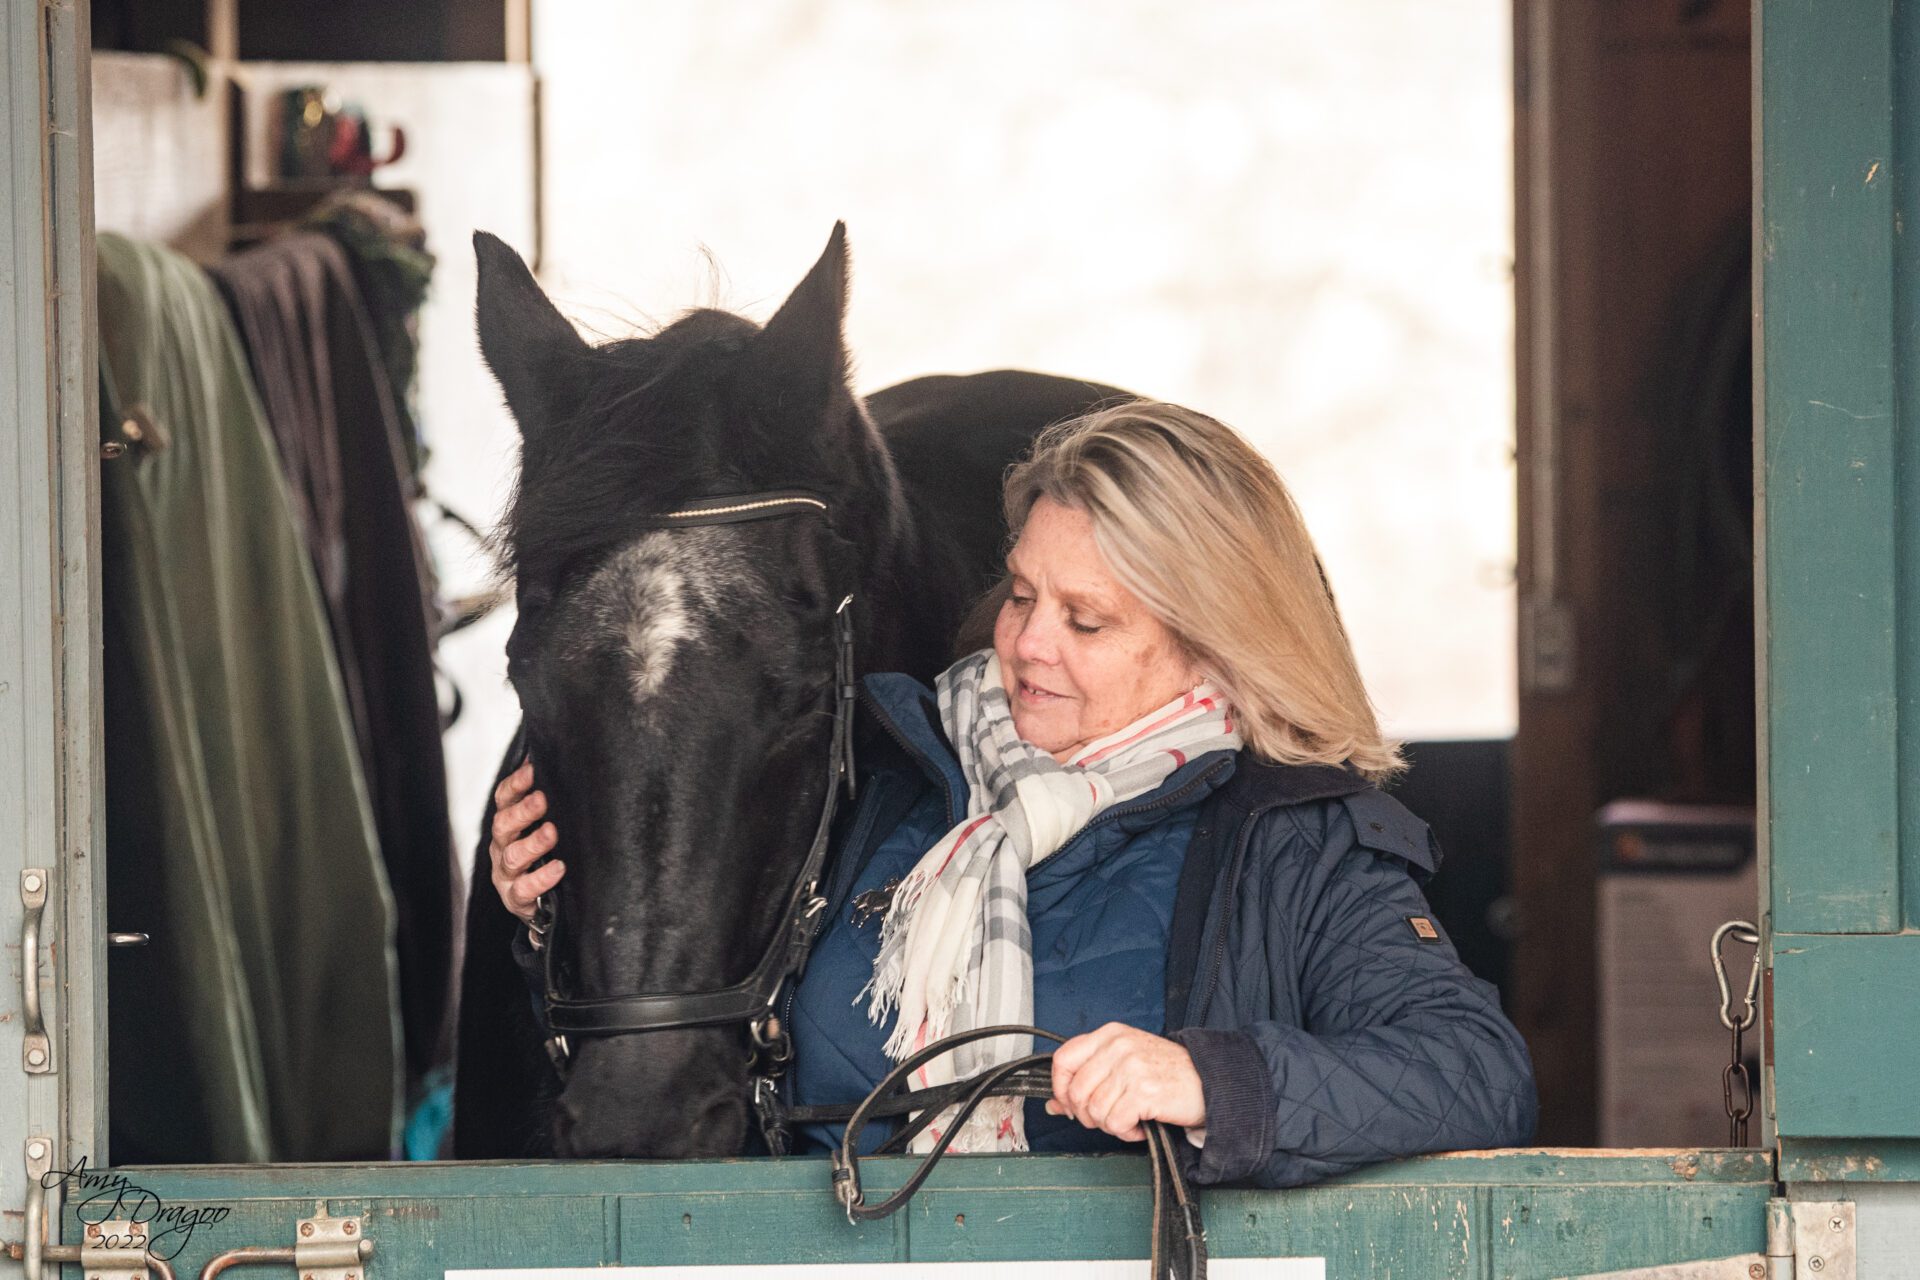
{"left": 490, "top": 757, "right": 565, "bottom": 924}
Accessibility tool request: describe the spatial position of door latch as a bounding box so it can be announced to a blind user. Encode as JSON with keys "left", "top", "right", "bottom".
{"left": 197, "top": 1205, "right": 373, "bottom": 1280}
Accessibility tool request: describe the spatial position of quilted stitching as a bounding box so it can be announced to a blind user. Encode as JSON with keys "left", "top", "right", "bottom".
{"left": 1186, "top": 800, "right": 1537, "bottom": 1187}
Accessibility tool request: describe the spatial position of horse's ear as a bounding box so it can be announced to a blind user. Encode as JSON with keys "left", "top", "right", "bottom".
{"left": 474, "top": 231, "right": 589, "bottom": 435}
{"left": 749, "top": 222, "right": 851, "bottom": 422}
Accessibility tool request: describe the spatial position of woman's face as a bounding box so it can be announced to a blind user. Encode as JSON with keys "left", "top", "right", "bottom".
{"left": 993, "top": 497, "right": 1201, "bottom": 762}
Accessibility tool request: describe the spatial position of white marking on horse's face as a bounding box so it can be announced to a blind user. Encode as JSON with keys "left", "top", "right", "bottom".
{"left": 578, "top": 528, "right": 745, "bottom": 704}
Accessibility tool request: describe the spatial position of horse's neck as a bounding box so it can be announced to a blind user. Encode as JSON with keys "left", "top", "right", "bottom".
{"left": 844, "top": 416, "right": 968, "bottom": 684}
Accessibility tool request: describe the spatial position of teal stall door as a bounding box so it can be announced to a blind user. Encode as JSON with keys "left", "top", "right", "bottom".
{"left": 1759, "top": 0, "right": 1920, "bottom": 1142}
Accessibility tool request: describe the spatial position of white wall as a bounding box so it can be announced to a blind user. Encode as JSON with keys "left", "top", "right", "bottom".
{"left": 92, "top": 53, "right": 229, "bottom": 261}
{"left": 534, "top": 0, "right": 1516, "bottom": 741}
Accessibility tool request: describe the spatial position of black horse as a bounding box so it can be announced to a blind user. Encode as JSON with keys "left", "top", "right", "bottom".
{"left": 452, "top": 225, "right": 1130, "bottom": 1158}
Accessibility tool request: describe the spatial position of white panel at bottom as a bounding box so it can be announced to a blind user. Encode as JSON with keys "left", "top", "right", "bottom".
{"left": 450, "top": 1261, "right": 1323, "bottom": 1279}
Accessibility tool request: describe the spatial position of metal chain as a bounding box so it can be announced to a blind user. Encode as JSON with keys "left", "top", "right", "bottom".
{"left": 1711, "top": 919, "right": 1761, "bottom": 1146}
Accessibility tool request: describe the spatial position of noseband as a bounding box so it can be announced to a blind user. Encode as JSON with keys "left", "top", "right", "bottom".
{"left": 531, "top": 489, "right": 857, "bottom": 1076}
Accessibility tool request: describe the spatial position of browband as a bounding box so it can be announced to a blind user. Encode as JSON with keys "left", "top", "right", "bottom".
{"left": 639, "top": 490, "right": 830, "bottom": 528}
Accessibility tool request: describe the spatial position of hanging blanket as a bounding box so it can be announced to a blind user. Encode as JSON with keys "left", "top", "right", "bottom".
{"left": 97, "top": 232, "right": 402, "bottom": 1162}
{"left": 212, "top": 232, "right": 458, "bottom": 1094}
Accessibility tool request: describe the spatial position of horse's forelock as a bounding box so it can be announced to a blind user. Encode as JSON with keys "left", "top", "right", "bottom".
{"left": 497, "top": 306, "right": 857, "bottom": 592}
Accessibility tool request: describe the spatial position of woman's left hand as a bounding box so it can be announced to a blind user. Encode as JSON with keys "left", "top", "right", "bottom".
{"left": 1046, "top": 1022, "right": 1206, "bottom": 1141}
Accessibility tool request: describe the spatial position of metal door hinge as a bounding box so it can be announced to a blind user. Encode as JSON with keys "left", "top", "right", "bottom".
{"left": 1561, "top": 1197, "right": 1853, "bottom": 1280}
{"left": 1780, "top": 1199, "right": 1854, "bottom": 1280}
{"left": 196, "top": 1204, "right": 373, "bottom": 1280}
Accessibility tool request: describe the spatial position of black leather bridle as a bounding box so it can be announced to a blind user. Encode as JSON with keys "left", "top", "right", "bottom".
{"left": 531, "top": 489, "right": 857, "bottom": 1077}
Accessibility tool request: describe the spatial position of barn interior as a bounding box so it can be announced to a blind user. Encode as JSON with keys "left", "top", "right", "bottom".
{"left": 82, "top": 0, "right": 1758, "bottom": 1162}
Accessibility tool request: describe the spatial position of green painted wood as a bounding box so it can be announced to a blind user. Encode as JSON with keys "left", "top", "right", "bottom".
{"left": 1490, "top": 1186, "right": 1769, "bottom": 1280}
{"left": 1899, "top": 0, "right": 1920, "bottom": 940}
{"left": 620, "top": 1189, "right": 904, "bottom": 1264}
{"left": 1757, "top": 0, "right": 1903, "bottom": 936}
{"left": 79, "top": 1153, "right": 1771, "bottom": 1277}
{"left": 1779, "top": 1138, "right": 1920, "bottom": 1183}
{"left": 1759, "top": 0, "right": 1920, "bottom": 1145}
{"left": 115, "top": 1148, "right": 1778, "bottom": 1199}
{"left": 1771, "top": 934, "right": 1920, "bottom": 1136}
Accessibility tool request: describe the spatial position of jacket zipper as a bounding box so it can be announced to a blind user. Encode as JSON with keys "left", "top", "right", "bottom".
{"left": 779, "top": 768, "right": 893, "bottom": 1064}
{"left": 858, "top": 684, "right": 962, "bottom": 821}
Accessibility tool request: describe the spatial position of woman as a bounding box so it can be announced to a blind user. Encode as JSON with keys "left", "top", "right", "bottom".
{"left": 490, "top": 401, "right": 1536, "bottom": 1186}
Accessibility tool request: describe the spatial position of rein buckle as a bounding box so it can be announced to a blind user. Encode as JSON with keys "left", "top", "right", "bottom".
{"left": 543, "top": 1033, "right": 571, "bottom": 1075}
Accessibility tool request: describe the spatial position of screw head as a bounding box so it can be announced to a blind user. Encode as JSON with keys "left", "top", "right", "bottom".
{"left": 342, "top": 1220, "right": 356, "bottom": 1235}
{"left": 23, "top": 871, "right": 42, "bottom": 893}
{"left": 26, "top": 1140, "right": 46, "bottom": 1160}
{"left": 1748, "top": 1265, "right": 1764, "bottom": 1279}
{"left": 1830, "top": 1215, "right": 1845, "bottom": 1232}
{"left": 86, "top": 1225, "right": 100, "bottom": 1239}
{"left": 300, "top": 1222, "right": 314, "bottom": 1237}
{"left": 26, "top": 1047, "right": 46, "bottom": 1067}
{"left": 1809, "top": 1256, "right": 1825, "bottom": 1272}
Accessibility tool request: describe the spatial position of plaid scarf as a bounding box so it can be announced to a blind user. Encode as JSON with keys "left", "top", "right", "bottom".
{"left": 861, "top": 648, "right": 1241, "bottom": 1153}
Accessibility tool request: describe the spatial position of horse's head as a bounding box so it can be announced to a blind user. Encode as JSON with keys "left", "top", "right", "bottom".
{"left": 475, "top": 226, "right": 889, "bottom": 1157}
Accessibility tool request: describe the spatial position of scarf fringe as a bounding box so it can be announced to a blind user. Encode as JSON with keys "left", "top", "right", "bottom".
{"left": 859, "top": 862, "right": 934, "bottom": 1028}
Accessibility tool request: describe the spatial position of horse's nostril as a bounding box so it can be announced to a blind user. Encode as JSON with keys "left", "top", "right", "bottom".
{"left": 691, "top": 1092, "right": 747, "bottom": 1155}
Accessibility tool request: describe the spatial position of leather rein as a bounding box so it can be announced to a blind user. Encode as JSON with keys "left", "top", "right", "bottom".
{"left": 527, "top": 489, "right": 1207, "bottom": 1279}
{"left": 783, "top": 1024, "right": 1209, "bottom": 1280}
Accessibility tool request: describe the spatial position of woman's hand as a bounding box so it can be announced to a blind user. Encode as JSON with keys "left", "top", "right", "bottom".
{"left": 489, "top": 757, "right": 565, "bottom": 924}
{"left": 1045, "top": 1022, "right": 1206, "bottom": 1141}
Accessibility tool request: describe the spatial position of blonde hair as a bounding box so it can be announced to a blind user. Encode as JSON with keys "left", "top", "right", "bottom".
{"left": 1000, "top": 401, "right": 1404, "bottom": 782}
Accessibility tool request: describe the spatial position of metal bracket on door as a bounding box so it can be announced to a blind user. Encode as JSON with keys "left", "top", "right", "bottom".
{"left": 78, "top": 1219, "right": 168, "bottom": 1279}
{"left": 1560, "top": 1198, "right": 1854, "bottom": 1280}
{"left": 21, "top": 867, "right": 53, "bottom": 1073}
{"left": 198, "top": 1205, "right": 373, "bottom": 1280}
{"left": 8, "top": 1140, "right": 177, "bottom": 1279}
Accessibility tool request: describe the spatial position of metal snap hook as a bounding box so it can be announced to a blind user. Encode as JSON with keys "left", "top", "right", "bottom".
{"left": 1711, "top": 919, "right": 1762, "bottom": 1031}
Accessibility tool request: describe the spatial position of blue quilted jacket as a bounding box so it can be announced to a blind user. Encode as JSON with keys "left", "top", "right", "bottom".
{"left": 789, "top": 672, "right": 1537, "bottom": 1186}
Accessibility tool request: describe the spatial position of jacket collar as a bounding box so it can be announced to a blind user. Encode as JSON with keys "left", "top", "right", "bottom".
{"left": 1213, "top": 756, "right": 1373, "bottom": 814}
{"left": 858, "top": 672, "right": 966, "bottom": 808}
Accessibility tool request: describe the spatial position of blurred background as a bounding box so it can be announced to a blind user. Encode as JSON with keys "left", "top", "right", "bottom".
{"left": 88, "top": 0, "right": 1757, "bottom": 1159}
